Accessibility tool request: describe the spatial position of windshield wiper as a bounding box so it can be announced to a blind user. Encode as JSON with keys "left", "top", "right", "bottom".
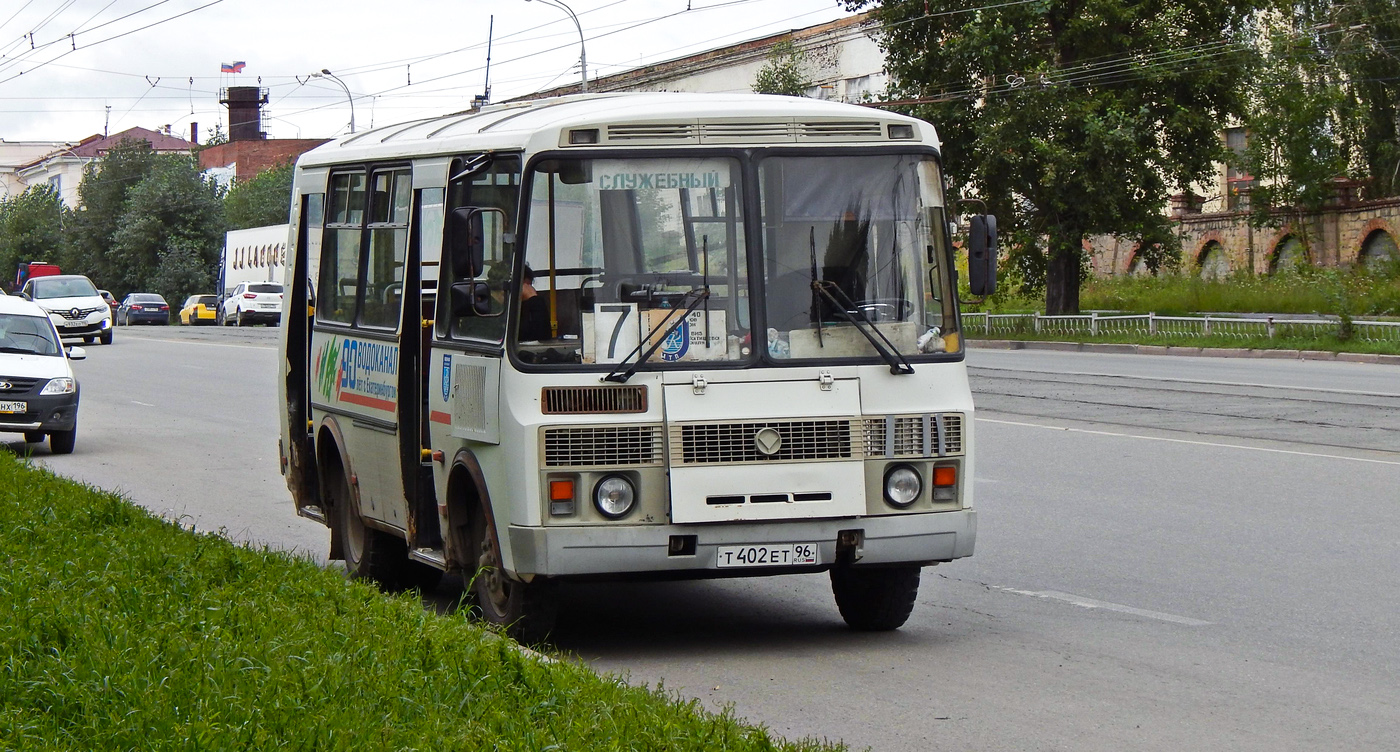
{"left": 0, "top": 346, "right": 40, "bottom": 355}
{"left": 809, "top": 281, "right": 915, "bottom": 375}
{"left": 602, "top": 288, "right": 711, "bottom": 383}
{"left": 805, "top": 225, "right": 913, "bottom": 375}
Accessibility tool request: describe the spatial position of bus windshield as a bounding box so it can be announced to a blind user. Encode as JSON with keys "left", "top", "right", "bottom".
{"left": 518, "top": 156, "right": 751, "bottom": 366}
{"left": 758, "top": 154, "right": 958, "bottom": 360}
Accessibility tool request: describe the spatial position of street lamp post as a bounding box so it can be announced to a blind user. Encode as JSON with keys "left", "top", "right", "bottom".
{"left": 525, "top": 0, "right": 587, "bottom": 93}
{"left": 314, "top": 68, "right": 355, "bottom": 134}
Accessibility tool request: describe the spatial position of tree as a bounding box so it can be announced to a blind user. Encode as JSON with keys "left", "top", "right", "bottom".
{"left": 202, "top": 122, "right": 229, "bottom": 148}
{"left": 1237, "top": 16, "right": 1356, "bottom": 257}
{"left": 61, "top": 141, "right": 225, "bottom": 301}
{"left": 752, "top": 41, "right": 809, "bottom": 97}
{"left": 0, "top": 184, "right": 68, "bottom": 291}
{"left": 109, "top": 154, "right": 225, "bottom": 305}
{"left": 1241, "top": 0, "right": 1400, "bottom": 226}
{"left": 62, "top": 139, "right": 163, "bottom": 286}
{"left": 224, "top": 162, "right": 294, "bottom": 230}
{"left": 1320, "top": 0, "right": 1400, "bottom": 199}
{"left": 849, "top": 0, "right": 1261, "bottom": 313}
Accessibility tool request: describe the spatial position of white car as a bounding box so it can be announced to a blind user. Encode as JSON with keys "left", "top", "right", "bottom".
{"left": 0, "top": 295, "right": 84, "bottom": 454}
{"left": 20, "top": 274, "right": 114, "bottom": 345}
{"left": 220, "top": 281, "right": 283, "bottom": 326}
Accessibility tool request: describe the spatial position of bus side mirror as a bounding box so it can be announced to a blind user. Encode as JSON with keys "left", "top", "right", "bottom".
{"left": 450, "top": 281, "right": 493, "bottom": 317}
{"left": 446, "top": 208, "right": 486, "bottom": 279}
{"left": 968, "top": 214, "right": 998, "bottom": 296}
{"left": 447, "top": 207, "right": 507, "bottom": 281}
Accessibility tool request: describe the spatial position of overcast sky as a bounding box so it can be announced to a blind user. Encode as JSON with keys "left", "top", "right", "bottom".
{"left": 0, "top": 0, "right": 854, "bottom": 144}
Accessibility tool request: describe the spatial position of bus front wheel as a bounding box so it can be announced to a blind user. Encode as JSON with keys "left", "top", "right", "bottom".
{"left": 469, "top": 504, "right": 557, "bottom": 644}
{"left": 830, "top": 565, "right": 921, "bottom": 631}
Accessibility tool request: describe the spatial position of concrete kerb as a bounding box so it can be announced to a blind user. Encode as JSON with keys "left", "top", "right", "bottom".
{"left": 969, "top": 339, "right": 1400, "bottom": 365}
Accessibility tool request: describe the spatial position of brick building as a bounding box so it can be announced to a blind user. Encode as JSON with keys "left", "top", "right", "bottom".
{"left": 197, "top": 138, "right": 328, "bottom": 185}
{"left": 197, "top": 86, "right": 327, "bottom": 186}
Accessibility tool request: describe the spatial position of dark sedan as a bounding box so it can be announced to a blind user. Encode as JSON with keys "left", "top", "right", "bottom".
{"left": 117, "top": 293, "right": 170, "bottom": 325}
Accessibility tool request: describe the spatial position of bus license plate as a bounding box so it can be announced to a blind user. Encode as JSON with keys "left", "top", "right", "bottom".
{"left": 0, "top": 401, "right": 26, "bottom": 414}
{"left": 715, "top": 543, "right": 818, "bottom": 568}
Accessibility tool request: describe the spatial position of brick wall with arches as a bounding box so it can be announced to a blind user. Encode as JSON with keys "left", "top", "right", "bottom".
{"left": 1086, "top": 197, "right": 1400, "bottom": 276}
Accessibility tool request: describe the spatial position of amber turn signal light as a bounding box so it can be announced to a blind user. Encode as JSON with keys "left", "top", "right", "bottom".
{"left": 932, "top": 466, "right": 957, "bottom": 487}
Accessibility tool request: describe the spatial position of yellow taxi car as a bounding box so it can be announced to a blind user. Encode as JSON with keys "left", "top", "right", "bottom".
{"left": 179, "top": 294, "right": 219, "bottom": 326}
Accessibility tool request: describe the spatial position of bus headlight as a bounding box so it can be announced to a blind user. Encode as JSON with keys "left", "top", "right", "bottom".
{"left": 593, "top": 475, "right": 636, "bottom": 519}
{"left": 883, "top": 465, "right": 922, "bottom": 508}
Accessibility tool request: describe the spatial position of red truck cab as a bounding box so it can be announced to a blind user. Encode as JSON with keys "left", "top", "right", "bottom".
{"left": 15, "top": 262, "right": 61, "bottom": 290}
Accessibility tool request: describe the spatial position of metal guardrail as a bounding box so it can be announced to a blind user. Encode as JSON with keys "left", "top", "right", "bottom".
{"left": 962, "top": 312, "right": 1400, "bottom": 343}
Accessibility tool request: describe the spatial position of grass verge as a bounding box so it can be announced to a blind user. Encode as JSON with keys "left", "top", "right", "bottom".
{"left": 0, "top": 454, "right": 842, "bottom": 751}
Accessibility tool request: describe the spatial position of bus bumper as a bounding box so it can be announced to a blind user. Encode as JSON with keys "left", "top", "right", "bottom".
{"left": 506, "top": 509, "right": 976, "bottom": 577}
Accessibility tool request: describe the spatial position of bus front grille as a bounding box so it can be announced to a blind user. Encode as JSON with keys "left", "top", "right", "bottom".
{"left": 862, "top": 413, "right": 965, "bottom": 458}
{"left": 671, "top": 420, "right": 856, "bottom": 465}
{"left": 542, "top": 425, "right": 663, "bottom": 467}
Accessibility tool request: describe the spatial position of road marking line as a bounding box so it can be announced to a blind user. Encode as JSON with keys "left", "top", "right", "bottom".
{"left": 131, "top": 400, "right": 154, "bottom": 407}
{"left": 993, "top": 586, "right": 1212, "bottom": 626}
{"left": 125, "top": 336, "right": 273, "bottom": 351}
{"left": 977, "top": 417, "right": 1400, "bottom": 467}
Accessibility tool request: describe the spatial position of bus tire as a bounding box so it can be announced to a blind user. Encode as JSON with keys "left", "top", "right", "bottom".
{"left": 830, "top": 565, "right": 921, "bottom": 631}
{"left": 469, "top": 503, "right": 557, "bottom": 644}
{"left": 330, "top": 470, "right": 411, "bottom": 588}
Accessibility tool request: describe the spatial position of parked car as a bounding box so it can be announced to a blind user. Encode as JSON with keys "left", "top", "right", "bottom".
{"left": 99, "top": 289, "right": 118, "bottom": 313}
{"left": 220, "top": 282, "right": 283, "bottom": 326}
{"left": 179, "top": 294, "right": 219, "bottom": 326}
{"left": 117, "top": 293, "right": 171, "bottom": 325}
{"left": 0, "top": 295, "right": 83, "bottom": 454}
{"left": 19, "top": 274, "right": 113, "bottom": 345}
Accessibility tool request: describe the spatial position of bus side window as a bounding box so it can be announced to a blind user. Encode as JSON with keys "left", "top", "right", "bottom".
{"left": 319, "top": 171, "right": 367, "bottom": 324}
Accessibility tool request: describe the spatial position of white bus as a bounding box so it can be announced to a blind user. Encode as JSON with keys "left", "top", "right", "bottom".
{"left": 277, "top": 92, "right": 997, "bottom": 641}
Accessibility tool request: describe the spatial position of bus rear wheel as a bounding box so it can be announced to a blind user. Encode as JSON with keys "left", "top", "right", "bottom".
{"left": 830, "top": 565, "right": 921, "bottom": 631}
{"left": 330, "top": 470, "right": 427, "bottom": 590}
{"left": 469, "top": 504, "right": 557, "bottom": 644}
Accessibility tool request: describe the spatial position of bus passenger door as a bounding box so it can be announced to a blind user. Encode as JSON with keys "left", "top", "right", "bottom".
{"left": 398, "top": 185, "right": 445, "bottom": 557}
{"left": 283, "top": 185, "right": 324, "bottom": 519}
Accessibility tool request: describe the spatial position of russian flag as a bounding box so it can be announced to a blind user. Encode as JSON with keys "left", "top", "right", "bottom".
{"left": 221, "top": 61, "right": 246, "bottom": 73}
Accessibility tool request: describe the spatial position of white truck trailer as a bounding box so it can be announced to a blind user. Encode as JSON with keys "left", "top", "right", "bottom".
{"left": 219, "top": 224, "right": 290, "bottom": 310}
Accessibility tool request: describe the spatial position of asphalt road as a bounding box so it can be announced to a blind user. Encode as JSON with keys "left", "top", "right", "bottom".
{"left": 10, "top": 329, "right": 1399, "bottom": 750}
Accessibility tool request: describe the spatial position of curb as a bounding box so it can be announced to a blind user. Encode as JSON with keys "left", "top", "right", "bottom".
{"left": 968, "top": 339, "right": 1400, "bottom": 365}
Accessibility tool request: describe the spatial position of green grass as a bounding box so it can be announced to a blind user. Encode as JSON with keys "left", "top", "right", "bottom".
{"left": 968, "top": 268, "right": 1400, "bottom": 318}
{"left": 0, "top": 454, "right": 842, "bottom": 752}
{"left": 1077, "top": 271, "right": 1400, "bottom": 317}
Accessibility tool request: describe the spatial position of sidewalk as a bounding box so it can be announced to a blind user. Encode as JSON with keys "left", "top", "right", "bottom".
{"left": 967, "top": 338, "right": 1400, "bottom": 365}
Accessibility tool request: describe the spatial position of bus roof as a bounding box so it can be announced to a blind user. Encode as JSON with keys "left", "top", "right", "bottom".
{"left": 296, "top": 92, "right": 938, "bottom": 168}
